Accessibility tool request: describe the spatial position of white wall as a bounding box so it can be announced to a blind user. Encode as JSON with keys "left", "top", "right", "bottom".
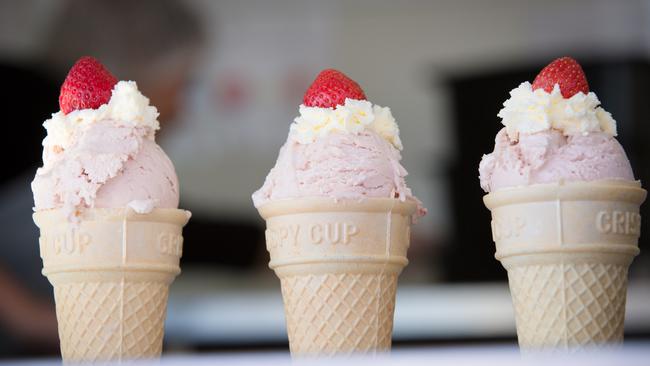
{"left": 169, "top": 0, "right": 650, "bottom": 242}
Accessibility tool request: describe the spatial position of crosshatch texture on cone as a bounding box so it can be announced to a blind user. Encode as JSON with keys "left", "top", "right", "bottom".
{"left": 280, "top": 271, "right": 398, "bottom": 355}
{"left": 506, "top": 258, "right": 629, "bottom": 351}
{"left": 33, "top": 208, "right": 190, "bottom": 362}
{"left": 483, "top": 180, "right": 646, "bottom": 352}
{"left": 258, "top": 198, "right": 416, "bottom": 356}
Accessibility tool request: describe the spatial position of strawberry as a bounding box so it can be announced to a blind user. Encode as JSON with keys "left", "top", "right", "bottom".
{"left": 59, "top": 56, "right": 118, "bottom": 114}
{"left": 303, "top": 69, "right": 366, "bottom": 108}
{"left": 531, "top": 57, "right": 589, "bottom": 98}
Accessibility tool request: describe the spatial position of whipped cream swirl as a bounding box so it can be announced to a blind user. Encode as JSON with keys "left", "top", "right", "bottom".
{"left": 289, "top": 98, "right": 403, "bottom": 149}
{"left": 498, "top": 82, "right": 616, "bottom": 139}
{"left": 42, "top": 81, "right": 159, "bottom": 152}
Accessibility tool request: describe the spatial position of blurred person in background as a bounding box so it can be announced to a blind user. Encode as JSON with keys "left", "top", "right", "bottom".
{"left": 0, "top": 0, "right": 203, "bottom": 356}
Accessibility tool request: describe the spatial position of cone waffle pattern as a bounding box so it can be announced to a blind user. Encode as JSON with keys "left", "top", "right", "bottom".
{"left": 507, "top": 262, "right": 628, "bottom": 350}
{"left": 280, "top": 272, "right": 397, "bottom": 355}
{"left": 53, "top": 280, "right": 169, "bottom": 361}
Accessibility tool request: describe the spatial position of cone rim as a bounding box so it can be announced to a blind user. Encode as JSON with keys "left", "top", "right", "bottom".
{"left": 257, "top": 197, "right": 417, "bottom": 219}
{"left": 484, "top": 179, "right": 646, "bottom": 209}
{"left": 33, "top": 207, "right": 191, "bottom": 226}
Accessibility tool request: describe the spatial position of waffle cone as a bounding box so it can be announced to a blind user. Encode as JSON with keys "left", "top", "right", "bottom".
{"left": 34, "top": 208, "right": 190, "bottom": 363}
{"left": 484, "top": 180, "right": 646, "bottom": 352}
{"left": 258, "top": 198, "right": 416, "bottom": 356}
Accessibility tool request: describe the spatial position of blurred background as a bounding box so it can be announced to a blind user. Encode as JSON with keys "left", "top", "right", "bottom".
{"left": 1, "top": 0, "right": 650, "bottom": 359}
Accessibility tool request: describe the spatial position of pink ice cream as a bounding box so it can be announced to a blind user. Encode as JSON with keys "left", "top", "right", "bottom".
{"left": 253, "top": 129, "right": 415, "bottom": 205}
{"left": 93, "top": 139, "right": 178, "bottom": 211}
{"left": 32, "top": 81, "right": 179, "bottom": 218}
{"left": 479, "top": 128, "right": 634, "bottom": 192}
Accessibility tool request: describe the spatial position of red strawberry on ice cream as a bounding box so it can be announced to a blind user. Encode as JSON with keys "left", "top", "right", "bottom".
{"left": 531, "top": 56, "right": 589, "bottom": 98}
{"left": 59, "top": 56, "right": 118, "bottom": 114}
{"left": 303, "top": 69, "right": 367, "bottom": 108}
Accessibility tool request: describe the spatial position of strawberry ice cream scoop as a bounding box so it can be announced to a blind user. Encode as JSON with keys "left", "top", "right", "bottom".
{"left": 253, "top": 69, "right": 425, "bottom": 217}
{"left": 32, "top": 57, "right": 179, "bottom": 219}
{"left": 479, "top": 57, "right": 635, "bottom": 193}
{"left": 93, "top": 139, "right": 178, "bottom": 211}
{"left": 253, "top": 130, "right": 415, "bottom": 204}
{"left": 479, "top": 129, "right": 633, "bottom": 192}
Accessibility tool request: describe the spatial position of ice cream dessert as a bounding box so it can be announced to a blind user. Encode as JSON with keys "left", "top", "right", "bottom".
{"left": 32, "top": 56, "right": 179, "bottom": 219}
{"left": 254, "top": 69, "right": 423, "bottom": 356}
{"left": 480, "top": 57, "right": 646, "bottom": 351}
{"left": 31, "top": 57, "right": 190, "bottom": 362}
{"left": 479, "top": 57, "right": 634, "bottom": 192}
{"left": 253, "top": 69, "right": 425, "bottom": 217}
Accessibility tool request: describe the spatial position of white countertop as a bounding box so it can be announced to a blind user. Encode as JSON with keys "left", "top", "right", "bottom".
{"left": 6, "top": 344, "right": 650, "bottom": 366}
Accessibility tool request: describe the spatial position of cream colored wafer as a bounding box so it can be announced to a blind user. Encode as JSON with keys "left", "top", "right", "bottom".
{"left": 484, "top": 180, "right": 646, "bottom": 352}
{"left": 34, "top": 208, "right": 190, "bottom": 363}
{"left": 258, "top": 198, "right": 415, "bottom": 356}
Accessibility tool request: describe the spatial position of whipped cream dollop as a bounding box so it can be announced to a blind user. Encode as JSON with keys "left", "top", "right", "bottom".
{"left": 43, "top": 81, "right": 159, "bottom": 151}
{"left": 289, "top": 98, "right": 403, "bottom": 149}
{"left": 498, "top": 82, "right": 616, "bottom": 139}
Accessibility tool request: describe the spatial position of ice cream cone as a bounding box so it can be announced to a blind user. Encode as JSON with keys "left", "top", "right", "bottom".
{"left": 483, "top": 180, "right": 646, "bottom": 352}
{"left": 34, "top": 208, "right": 190, "bottom": 363}
{"left": 258, "top": 198, "right": 416, "bottom": 356}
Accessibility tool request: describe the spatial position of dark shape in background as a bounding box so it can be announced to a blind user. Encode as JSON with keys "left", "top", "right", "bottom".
{"left": 180, "top": 215, "right": 266, "bottom": 268}
{"left": 0, "top": 63, "right": 56, "bottom": 181}
{"left": 0, "top": 62, "right": 60, "bottom": 357}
